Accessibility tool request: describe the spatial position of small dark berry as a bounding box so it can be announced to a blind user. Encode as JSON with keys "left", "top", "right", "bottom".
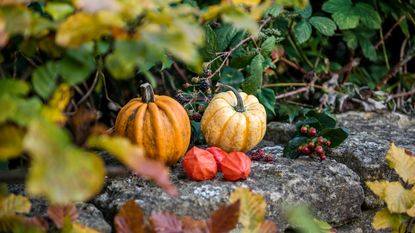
{"left": 191, "top": 113, "right": 202, "bottom": 121}
{"left": 317, "top": 136, "right": 324, "bottom": 145}
{"left": 300, "top": 126, "right": 308, "bottom": 134}
{"left": 314, "top": 146, "right": 324, "bottom": 156}
{"left": 174, "top": 93, "right": 187, "bottom": 104}
{"left": 325, "top": 140, "right": 331, "bottom": 147}
{"left": 302, "top": 146, "right": 311, "bottom": 155}
{"left": 308, "top": 127, "right": 317, "bottom": 137}
{"left": 199, "top": 80, "right": 209, "bottom": 91}
{"left": 251, "top": 154, "right": 262, "bottom": 161}
{"left": 308, "top": 142, "right": 315, "bottom": 149}
{"left": 308, "top": 154, "right": 315, "bottom": 159}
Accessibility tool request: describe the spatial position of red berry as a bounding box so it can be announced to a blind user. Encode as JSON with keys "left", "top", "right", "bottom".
{"left": 308, "top": 142, "right": 315, "bottom": 149}
{"left": 309, "top": 154, "right": 315, "bottom": 159}
{"left": 317, "top": 136, "right": 324, "bottom": 145}
{"left": 302, "top": 146, "right": 311, "bottom": 155}
{"left": 300, "top": 126, "right": 308, "bottom": 134}
{"left": 264, "top": 155, "right": 273, "bottom": 162}
{"left": 308, "top": 127, "right": 317, "bottom": 137}
{"left": 325, "top": 140, "right": 331, "bottom": 147}
{"left": 320, "top": 155, "right": 327, "bottom": 161}
{"left": 314, "top": 146, "right": 324, "bottom": 156}
{"left": 297, "top": 146, "right": 303, "bottom": 153}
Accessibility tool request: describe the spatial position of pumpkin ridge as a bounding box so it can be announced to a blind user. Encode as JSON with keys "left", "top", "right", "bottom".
{"left": 202, "top": 105, "right": 230, "bottom": 132}
{"left": 241, "top": 114, "right": 250, "bottom": 152}
{"left": 133, "top": 103, "right": 148, "bottom": 146}
{"left": 114, "top": 101, "right": 140, "bottom": 135}
{"left": 122, "top": 102, "right": 142, "bottom": 136}
{"left": 124, "top": 108, "right": 139, "bottom": 136}
{"left": 215, "top": 112, "right": 237, "bottom": 146}
{"left": 156, "top": 101, "right": 182, "bottom": 163}
{"left": 148, "top": 103, "right": 164, "bottom": 160}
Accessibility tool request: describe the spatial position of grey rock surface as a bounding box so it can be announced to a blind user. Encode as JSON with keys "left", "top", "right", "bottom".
{"left": 77, "top": 203, "right": 112, "bottom": 233}
{"left": 264, "top": 122, "right": 296, "bottom": 144}
{"left": 332, "top": 111, "right": 415, "bottom": 208}
{"left": 93, "top": 146, "right": 364, "bottom": 231}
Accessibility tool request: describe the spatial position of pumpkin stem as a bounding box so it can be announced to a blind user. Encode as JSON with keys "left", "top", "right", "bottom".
{"left": 140, "top": 83, "right": 155, "bottom": 103}
{"left": 220, "top": 84, "right": 246, "bottom": 112}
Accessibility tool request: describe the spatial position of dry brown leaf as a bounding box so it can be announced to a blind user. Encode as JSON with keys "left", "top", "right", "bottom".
{"left": 114, "top": 200, "right": 145, "bottom": 233}
{"left": 207, "top": 200, "right": 240, "bottom": 233}
{"left": 47, "top": 204, "right": 78, "bottom": 228}
{"left": 150, "top": 212, "right": 182, "bottom": 233}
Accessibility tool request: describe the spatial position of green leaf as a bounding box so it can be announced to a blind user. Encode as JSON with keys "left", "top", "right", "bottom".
{"left": 241, "top": 54, "right": 264, "bottom": 95}
{"left": 299, "top": 5, "right": 312, "bottom": 18}
{"left": 58, "top": 48, "right": 96, "bottom": 85}
{"left": 230, "top": 49, "right": 256, "bottom": 68}
{"left": 285, "top": 205, "right": 333, "bottom": 233}
{"left": 24, "top": 119, "right": 105, "bottom": 203}
{"left": 200, "top": 25, "right": 219, "bottom": 60}
{"left": 0, "top": 96, "right": 15, "bottom": 124}
{"left": 332, "top": 9, "right": 359, "bottom": 30}
{"left": 45, "top": 2, "right": 74, "bottom": 20}
{"left": 0, "top": 79, "right": 30, "bottom": 97}
{"left": 277, "top": 104, "right": 301, "bottom": 123}
{"left": 215, "top": 24, "right": 239, "bottom": 51}
{"left": 222, "top": 7, "right": 259, "bottom": 37}
{"left": 359, "top": 37, "right": 377, "bottom": 61}
{"left": 220, "top": 67, "right": 244, "bottom": 88}
{"left": 309, "top": 16, "right": 336, "bottom": 36}
{"left": 295, "top": 117, "right": 322, "bottom": 131}
{"left": 342, "top": 31, "right": 358, "bottom": 49}
{"left": 264, "top": 4, "right": 282, "bottom": 17}
{"left": 319, "top": 128, "right": 349, "bottom": 148}
{"left": 255, "top": 88, "right": 276, "bottom": 116}
{"left": 322, "top": 0, "right": 352, "bottom": 14}
{"left": 306, "top": 111, "right": 336, "bottom": 128}
{"left": 354, "top": 3, "right": 381, "bottom": 29}
{"left": 293, "top": 19, "right": 312, "bottom": 44}
{"left": 283, "top": 136, "right": 308, "bottom": 159}
{"left": 260, "top": 36, "right": 276, "bottom": 56}
{"left": 32, "top": 62, "right": 58, "bottom": 99}
{"left": 12, "top": 98, "right": 42, "bottom": 126}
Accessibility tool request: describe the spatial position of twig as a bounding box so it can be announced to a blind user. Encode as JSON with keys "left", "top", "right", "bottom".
{"left": 173, "top": 62, "right": 189, "bottom": 83}
{"left": 77, "top": 70, "right": 100, "bottom": 106}
{"left": 391, "top": 89, "right": 415, "bottom": 99}
{"left": 279, "top": 57, "right": 306, "bottom": 74}
{"left": 0, "top": 166, "right": 131, "bottom": 184}
{"left": 206, "top": 17, "right": 272, "bottom": 80}
{"left": 374, "top": 16, "right": 405, "bottom": 49}
{"left": 275, "top": 87, "right": 308, "bottom": 100}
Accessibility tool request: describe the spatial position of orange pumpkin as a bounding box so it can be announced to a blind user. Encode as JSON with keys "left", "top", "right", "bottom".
{"left": 114, "top": 83, "right": 191, "bottom": 165}
{"left": 201, "top": 85, "right": 266, "bottom": 152}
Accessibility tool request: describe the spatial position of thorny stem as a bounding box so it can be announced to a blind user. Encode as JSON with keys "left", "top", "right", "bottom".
{"left": 374, "top": 16, "right": 405, "bottom": 49}
{"left": 206, "top": 17, "right": 272, "bottom": 80}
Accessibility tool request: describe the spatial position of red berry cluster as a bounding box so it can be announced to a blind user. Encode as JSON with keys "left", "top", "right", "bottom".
{"left": 298, "top": 125, "right": 331, "bottom": 161}
{"left": 249, "top": 149, "right": 273, "bottom": 162}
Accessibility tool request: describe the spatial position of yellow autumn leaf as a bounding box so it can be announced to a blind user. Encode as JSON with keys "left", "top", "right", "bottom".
{"left": 366, "top": 180, "right": 389, "bottom": 199}
{"left": 384, "top": 182, "right": 415, "bottom": 213}
{"left": 49, "top": 84, "right": 71, "bottom": 112}
{"left": 386, "top": 143, "right": 415, "bottom": 185}
{"left": 24, "top": 119, "right": 105, "bottom": 204}
{"left": 231, "top": 0, "right": 261, "bottom": 6}
{"left": 0, "top": 194, "right": 31, "bottom": 217}
{"left": 56, "top": 12, "right": 113, "bottom": 47}
{"left": 65, "top": 223, "right": 100, "bottom": 233}
{"left": 372, "top": 208, "right": 408, "bottom": 232}
{"left": 0, "top": 124, "right": 24, "bottom": 160}
{"left": 229, "top": 187, "right": 267, "bottom": 233}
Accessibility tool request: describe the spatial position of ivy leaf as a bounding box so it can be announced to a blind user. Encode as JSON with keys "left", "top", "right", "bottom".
{"left": 306, "top": 111, "right": 336, "bottom": 128}
{"left": 150, "top": 213, "right": 182, "bottom": 233}
{"left": 293, "top": 19, "right": 312, "bottom": 44}
{"left": 260, "top": 36, "right": 276, "bottom": 56}
{"left": 229, "top": 187, "right": 266, "bottom": 232}
{"left": 86, "top": 135, "right": 177, "bottom": 197}
{"left": 283, "top": 136, "right": 308, "bottom": 159}
{"left": 24, "top": 119, "right": 105, "bottom": 204}
{"left": 0, "top": 125, "right": 24, "bottom": 160}
{"left": 58, "top": 48, "right": 96, "bottom": 85}
{"left": 255, "top": 88, "right": 276, "bottom": 116}
{"left": 32, "top": 62, "right": 58, "bottom": 99}
{"left": 385, "top": 143, "right": 415, "bottom": 185}
{"left": 241, "top": 54, "right": 264, "bottom": 95}
{"left": 354, "top": 3, "right": 381, "bottom": 29}
{"left": 114, "top": 200, "right": 145, "bottom": 233}
{"left": 0, "top": 194, "right": 31, "bottom": 217}
{"left": 207, "top": 200, "right": 240, "bottom": 233}
{"left": 220, "top": 67, "right": 244, "bottom": 88}
{"left": 309, "top": 16, "right": 336, "bottom": 36}
{"left": 319, "top": 128, "right": 348, "bottom": 148}
{"left": 47, "top": 204, "right": 78, "bottom": 229}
